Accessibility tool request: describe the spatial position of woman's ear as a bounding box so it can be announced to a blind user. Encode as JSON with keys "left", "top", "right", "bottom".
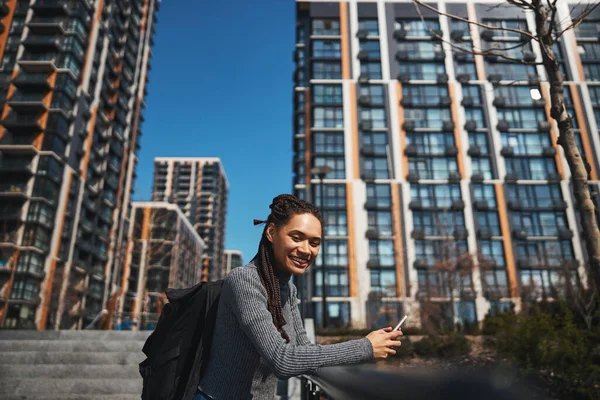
{"left": 266, "top": 223, "right": 276, "bottom": 243}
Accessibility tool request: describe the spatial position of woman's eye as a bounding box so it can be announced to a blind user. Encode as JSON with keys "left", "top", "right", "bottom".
{"left": 310, "top": 241, "right": 321, "bottom": 247}
{"left": 291, "top": 236, "right": 301, "bottom": 242}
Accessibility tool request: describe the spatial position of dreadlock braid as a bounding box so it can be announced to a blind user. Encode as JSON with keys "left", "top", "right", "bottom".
{"left": 255, "top": 194, "right": 323, "bottom": 343}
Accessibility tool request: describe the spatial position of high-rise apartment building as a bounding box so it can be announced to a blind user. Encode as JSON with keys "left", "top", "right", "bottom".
{"left": 224, "top": 249, "right": 243, "bottom": 275}
{"left": 0, "top": 0, "right": 159, "bottom": 330}
{"left": 152, "top": 157, "right": 229, "bottom": 281}
{"left": 116, "top": 201, "right": 204, "bottom": 330}
{"left": 292, "top": 0, "right": 600, "bottom": 329}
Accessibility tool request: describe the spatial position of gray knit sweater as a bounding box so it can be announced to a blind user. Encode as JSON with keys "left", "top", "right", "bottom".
{"left": 198, "top": 262, "right": 374, "bottom": 399}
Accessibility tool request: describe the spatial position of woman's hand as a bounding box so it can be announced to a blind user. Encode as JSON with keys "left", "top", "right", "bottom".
{"left": 366, "top": 327, "right": 403, "bottom": 360}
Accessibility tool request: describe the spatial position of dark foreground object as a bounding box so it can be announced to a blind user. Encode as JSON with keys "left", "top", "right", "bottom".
{"left": 300, "top": 364, "right": 543, "bottom": 400}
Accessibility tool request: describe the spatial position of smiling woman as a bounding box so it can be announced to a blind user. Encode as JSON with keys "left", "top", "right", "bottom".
{"left": 195, "top": 194, "right": 404, "bottom": 400}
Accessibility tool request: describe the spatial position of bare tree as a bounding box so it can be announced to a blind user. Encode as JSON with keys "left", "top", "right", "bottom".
{"left": 411, "top": 0, "right": 600, "bottom": 292}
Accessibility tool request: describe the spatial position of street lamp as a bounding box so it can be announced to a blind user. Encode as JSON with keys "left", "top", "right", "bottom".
{"left": 311, "top": 165, "right": 332, "bottom": 328}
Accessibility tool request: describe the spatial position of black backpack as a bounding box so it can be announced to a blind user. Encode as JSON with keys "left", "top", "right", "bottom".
{"left": 139, "top": 280, "right": 224, "bottom": 400}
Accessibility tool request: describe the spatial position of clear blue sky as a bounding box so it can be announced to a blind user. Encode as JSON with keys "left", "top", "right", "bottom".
{"left": 133, "top": 0, "right": 296, "bottom": 263}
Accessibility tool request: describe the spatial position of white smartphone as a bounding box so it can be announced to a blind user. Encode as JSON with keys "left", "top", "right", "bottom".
{"left": 393, "top": 315, "right": 408, "bottom": 331}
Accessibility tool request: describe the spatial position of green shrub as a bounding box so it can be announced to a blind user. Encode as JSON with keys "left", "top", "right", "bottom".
{"left": 413, "top": 334, "right": 471, "bottom": 358}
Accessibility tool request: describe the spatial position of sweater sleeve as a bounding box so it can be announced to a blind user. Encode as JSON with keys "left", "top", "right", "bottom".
{"left": 289, "top": 282, "right": 313, "bottom": 346}
{"left": 225, "top": 268, "right": 373, "bottom": 379}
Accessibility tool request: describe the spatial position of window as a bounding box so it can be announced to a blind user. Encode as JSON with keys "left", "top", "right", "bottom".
{"left": 398, "top": 63, "right": 445, "bottom": 80}
{"left": 454, "top": 63, "right": 477, "bottom": 80}
{"left": 464, "top": 108, "right": 486, "bottom": 128}
{"left": 359, "top": 19, "right": 379, "bottom": 36}
{"left": 10, "top": 278, "right": 40, "bottom": 301}
{"left": 397, "top": 42, "right": 443, "bottom": 60}
{"left": 497, "top": 109, "right": 546, "bottom": 129}
{"left": 359, "top": 40, "right": 381, "bottom": 59}
{"left": 370, "top": 270, "right": 397, "bottom": 297}
{"left": 360, "top": 62, "right": 382, "bottom": 79}
{"left": 516, "top": 240, "right": 573, "bottom": 267}
{"left": 366, "top": 184, "right": 391, "bottom": 208}
{"left": 312, "top": 40, "right": 341, "bottom": 59}
{"left": 486, "top": 63, "right": 536, "bottom": 81}
{"left": 313, "top": 132, "right": 344, "bottom": 155}
{"left": 26, "top": 201, "right": 55, "bottom": 227}
{"left": 502, "top": 132, "right": 552, "bottom": 155}
{"left": 360, "top": 108, "right": 387, "bottom": 128}
{"left": 315, "top": 239, "right": 348, "bottom": 267}
{"left": 362, "top": 132, "right": 389, "bottom": 155}
{"left": 476, "top": 212, "right": 501, "bottom": 236}
{"left": 395, "top": 19, "right": 440, "bottom": 37}
{"left": 495, "top": 86, "right": 540, "bottom": 106}
{"left": 418, "top": 270, "right": 473, "bottom": 298}
{"left": 505, "top": 158, "right": 557, "bottom": 180}
{"left": 506, "top": 184, "right": 563, "bottom": 208}
{"left": 313, "top": 62, "right": 342, "bottom": 79}
{"left": 313, "top": 156, "right": 345, "bottom": 179}
{"left": 313, "top": 106, "right": 344, "bottom": 128}
{"left": 404, "top": 108, "right": 451, "bottom": 129}
{"left": 313, "top": 85, "right": 343, "bottom": 105}
{"left": 468, "top": 132, "right": 491, "bottom": 155}
{"left": 367, "top": 210, "right": 393, "bottom": 236}
{"left": 363, "top": 157, "right": 389, "bottom": 179}
{"left": 410, "top": 184, "right": 461, "bottom": 208}
{"left": 480, "top": 240, "right": 506, "bottom": 267}
{"left": 471, "top": 158, "right": 494, "bottom": 180}
{"left": 414, "top": 239, "right": 468, "bottom": 266}
{"left": 408, "top": 158, "right": 458, "bottom": 180}
{"left": 413, "top": 211, "right": 465, "bottom": 236}
{"left": 315, "top": 184, "right": 346, "bottom": 208}
{"left": 473, "top": 184, "right": 498, "bottom": 207}
{"left": 574, "top": 20, "right": 600, "bottom": 37}
{"left": 511, "top": 211, "right": 568, "bottom": 236}
{"left": 450, "top": 20, "right": 471, "bottom": 38}
{"left": 315, "top": 268, "right": 349, "bottom": 296}
{"left": 312, "top": 19, "right": 341, "bottom": 36}
{"left": 402, "top": 85, "right": 449, "bottom": 105}
{"left": 406, "top": 132, "right": 455, "bottom": 155}
{"left": 369, "top": 239, "right": 395, "bottom": 267}
{"left": 578, "top": 43, "right": 600, "bottom": 61}
{"left": 314, "top": 302, "right": 351, "bottom": 328}
{"left": 519, "top": 269, "right": 572, "bottom": 298}
{"left": 359, "top": 85, "right": 385, "bottom": 106}
{"left": 16, "top": 252, "right": 44, "bottom": 275}
{"left": 462, "top": 85, "right": 483, "bottom": 104}
{"left": 322, "top": 210, "right": 347, "bottom": 236}
{"left": 482, "top": 19, "right": 528, "bottom": 38}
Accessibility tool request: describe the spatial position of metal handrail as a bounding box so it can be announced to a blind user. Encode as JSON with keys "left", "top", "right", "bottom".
{"left": 83, "top": 309, "right": 108, "bottom": 330}
{"left": 299, "top": 364, "right": 536, "bottom": 400}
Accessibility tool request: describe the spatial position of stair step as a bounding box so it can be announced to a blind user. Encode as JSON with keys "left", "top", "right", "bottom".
{"left": 0, "top": 330, "right": 152, "bottom": 341}
{"left": 0, "top": 351, "right": 145, "bottom": 365}
{"left": 0, "top": 340, "right": 146, "bottom": 353}
{"left": 0, "top": 364, "right": 140, "bottom": 379}
{"left": 0, "top": 378, "right": 142, "bottom": 396}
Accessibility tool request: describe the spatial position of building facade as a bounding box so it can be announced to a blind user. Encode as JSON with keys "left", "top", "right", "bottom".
{"left": 224, "top": 249, "right": 243, "bottom": 275}
{"left": 116, "top": 201, "right": 204, "bottom": 330}
{"left": 292, "top": 0, "right": 600, "bottom": 329}
{"left": 152, "top": 157, "right": 229, "bottom": 281}
{"left": 0, "top": 0, "right": 159, "bottom": 330}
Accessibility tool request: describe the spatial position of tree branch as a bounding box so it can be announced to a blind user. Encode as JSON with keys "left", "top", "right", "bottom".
{"left": 556, "top": 2, "right": 600, "bottom": 38}
{"left": 411, "top": 1, "right": 542, "bottom": 65}
{"left": 413, "top": 0, "right": 538, "bottom": 41}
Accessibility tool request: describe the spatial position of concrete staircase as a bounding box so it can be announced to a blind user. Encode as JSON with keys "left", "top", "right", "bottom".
{"left": 0, "top": 330, "right": 152, "bottom": 400}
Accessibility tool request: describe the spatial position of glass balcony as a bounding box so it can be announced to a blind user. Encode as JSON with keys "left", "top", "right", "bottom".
{"left": 32, "top": 0, "right": 70, "bottom": 16}
{"left": 27, "top": 16, "right": 67, "bottom": 34}
{"left": 13, "top": 72, "right": 52, "bottom": 89}
{"left": 8, "top": 92, "right": 48, "bottom": 112}
{"left": 0, "top": 158, "right": 34, "bottom": 175}
{"left": 23, "top": 36, "right": 63, "bottom": 51}
{"left": 2, "top": 112, "right": 44, "bottom": 132}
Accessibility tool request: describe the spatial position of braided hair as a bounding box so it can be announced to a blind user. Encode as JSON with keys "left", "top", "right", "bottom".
{"left": 253, "top": 194, "right": 323, "bottom": 342}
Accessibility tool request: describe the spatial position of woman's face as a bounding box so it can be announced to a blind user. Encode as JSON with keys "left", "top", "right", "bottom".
{"left": 266, "top": 213, "right": 322, "bottom": 276}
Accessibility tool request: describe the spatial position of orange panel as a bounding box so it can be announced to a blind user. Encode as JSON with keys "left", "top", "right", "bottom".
{"left": 396, "top": 83, "right": 408, "bottom": 178}
{"left": 346, "top": 182, "right": 358, "bottom": 297}
{"left": 80, "top": 106, "right": 98, "bottom": 179}
{"left": 340, "top": 2, "right": 350, "bottom": 80}
{"left": 448, "top": 83, "right": 465, "bottom": 178}
{"left": 541, "top": 84, "right": 565, "bottom": 179}
{"left": 495, "top": 183, "right": 519, "bottom": 298}
{"left": 390, "top": 184, "right": 405, "bottom": 296}
{"left": 38, "top": 170, "right": 73, "bottom": 330}
{"left": 349, "top": 83, "right": 359, "bottom": 179}
{"left": 570, "top": 85, "right": 597, "bottom": 180}
{"left": 0, "top": 249, "right": 20, "bottom": 326}
{"left": 81, "top": 0, "right": 104, "bottom": 84}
